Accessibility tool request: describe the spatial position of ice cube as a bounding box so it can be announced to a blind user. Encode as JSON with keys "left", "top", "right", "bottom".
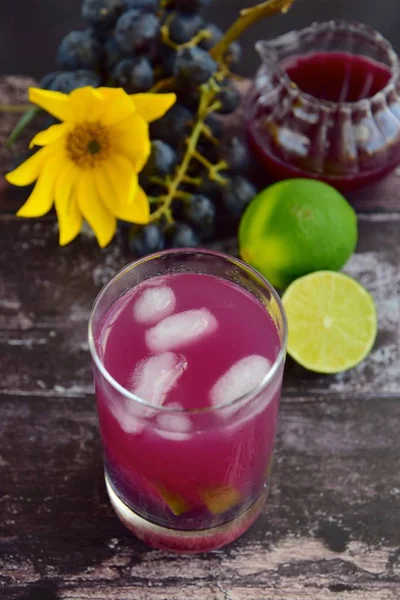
{"left": 146, "top": 309, "right": 218, "bottom": 352}
{"left": 130, "top": 352, "right": 187, "bottom": 408}
{"left": 133, "top": 286, "right": 176, "bottom": 325}
{"left": 111, "top": 353, "right": 188, "bottom": 435}
{"left": 110, "top": 400, "right": 144, "bottom": 435}
{"left": 210, "top": 355, "right": 272, "bottom": 408}
{"left": 157, "top": 402, "right": 192, "bottom": 441}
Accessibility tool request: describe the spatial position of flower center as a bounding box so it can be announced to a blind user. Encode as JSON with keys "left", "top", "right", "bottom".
{"left": 66, "top": 122, "right": 111, "bottom": 169}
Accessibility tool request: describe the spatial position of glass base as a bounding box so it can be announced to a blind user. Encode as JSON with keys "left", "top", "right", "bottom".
{"left": 105, "top": 474, "right": 267, "bottom": 554}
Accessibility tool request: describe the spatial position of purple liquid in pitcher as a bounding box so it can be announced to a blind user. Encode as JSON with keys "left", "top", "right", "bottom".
{"left": 95, "top": 273, "right": 282, "bottom": 534}
{"left": 284, "top": 51, "right": 391, "bottom": 103}
{"left": 247, "top": 51, "right": 398, "bottom": 191}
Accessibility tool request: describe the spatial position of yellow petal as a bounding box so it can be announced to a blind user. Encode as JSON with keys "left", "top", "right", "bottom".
{"left": 54, "top": 162, "right": 82, "bottom": 245}
{"left": 29, "top": 123, "right": 67, "bottom": 149}
{"left": 16, "top": 154, "right": 60, "bottom": 218}
{"left": 97, "top": 87, "right": 121, "bottom": 100}
{"left": 132, "top": 186, "right": 151, "bottom": 224}
{"left": 29, "top": 88, "right": 71, "bottom": 122}
{"left": 130, "top": 93, "right": 177, "bottom": 123}
{"left": 111, "top": 114, "right": 150, "bottom": 172}
{"left": 77, "top": 171, "right": 116, "bottom": 248}
{"left": 104, "top": 154, "right": 138, "bottom": 204}
{"left": 6, "top": 146, "right": 52, "bottom": 186}
{"left": 94, "top": 166, "right": 149, "bottom": 224}
{"left": 68, "top": 86, "right": 105, "bottom": 122}
{"left": 98, "top": 88, "right": 136, "bottom": 127}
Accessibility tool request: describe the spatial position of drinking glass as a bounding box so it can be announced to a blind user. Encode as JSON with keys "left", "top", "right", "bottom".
{"left": 88, "top": 249, "right": 287, "bottom": 553}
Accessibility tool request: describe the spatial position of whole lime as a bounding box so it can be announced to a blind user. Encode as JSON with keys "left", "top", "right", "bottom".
{"left": 239, "top": 179, "right": 358, "bottom": 289}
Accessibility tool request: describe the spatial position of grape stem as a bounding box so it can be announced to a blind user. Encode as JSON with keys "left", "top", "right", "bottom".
{"left": 161, "top": 16, "right": 212, "bottom": 52}
{"left": 210, "top": 0, "right": 295, "bottom": 62}
{"left": 150, "top": 82, "right": 224, "bottom": 223}
{"left": 182, "top": 174, "right": 202, "bottom": 185}
{"left": 192, "top": 151, "right": 228, "bottom": 184}
{"left": 150, "top": 77, "right": 175, "bottom": 93}
{"left": 200, "top": 124, "right": 219, "bottom": 145}
{"left": 150, "top": 118, "right": 205, "bottom": 222}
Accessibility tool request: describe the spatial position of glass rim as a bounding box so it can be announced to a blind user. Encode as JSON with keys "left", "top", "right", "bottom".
{"left": 256, "top": 19, "right": 400, "bottom": 110}
{"left": 88, "top": 248, "right": 288, "bottom": 414}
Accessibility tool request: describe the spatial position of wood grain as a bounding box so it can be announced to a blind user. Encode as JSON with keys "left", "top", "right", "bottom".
{"left": 0, "top": 395, "right": 399, "bottom": 599}
{"left": 0, "top": 75, "right": 399, "bottom": 600}
{"left": 0, "top": 214, "right": 399, "bottom": 400}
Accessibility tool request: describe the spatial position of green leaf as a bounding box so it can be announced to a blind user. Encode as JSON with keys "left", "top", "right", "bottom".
{"left": 5, "top": 106, "right": 40, "bottom": 149}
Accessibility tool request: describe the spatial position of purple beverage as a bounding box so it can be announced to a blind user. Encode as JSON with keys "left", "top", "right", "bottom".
{"left": 89, "top": 250, "right": 287, "bottom": 553}
{"left": 247, "top": 22, "right": 400, "bottom": 193}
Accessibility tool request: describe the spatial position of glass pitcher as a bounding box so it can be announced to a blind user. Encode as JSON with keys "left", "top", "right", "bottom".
{"left": 245, "top": 20, "right": 400, "bottom": 192}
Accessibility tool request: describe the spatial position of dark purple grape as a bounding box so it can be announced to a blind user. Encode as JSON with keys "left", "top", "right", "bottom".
{"left": 199, "top": 23, "right": 223, "bottom": 51}
{"left": 82, "top": 0, "right": 124, "bottom": 27}
{"left": 49, "top": 70, "right": 101, "bottom": 93}
{"left": 129, "top": 224, "right": 165, "bottom": 256}
{"left": 198, "top": 177, "right": 222, "bottom": 202}
{"left": 167, "top": 223, "right": 199, "bottom": 248}
{"left": 112, "top": 56, "right": 154, "bottom": 92}
{"left": 174, "top": 46, "right": 217, "bottom": 87}
{"left": 104, "top": 37, "right": 123, "bottom": 70}
{"left": 177, "top": 87, "right": 200, "bottom": 111}
{"left": 169, "top": 13, "right": 204, "bottom": 45}
{"left": 183, "top": 194, "right": 216, "bottom": 239}
{"left": 158, "top": 45, "right": 177, "bottom": 77}
{"left": 89, "top": 22, "right": 114, "bottom": 43}
{"left": 222, "top": 137, "right": 251, "bottom": 174}
{"left": 173, "top": 0, "right": 211, "bottom": 12}
{"left": 204, "top": 114, "right": 222, "bottom": 139}
{"left": 150, "top": 104, "right": 193, "bottom": 145}
{"left": 225, "top": 41, "right": 242, "bottom": 67}
{"left": 123, "top": 0, "right": 158, "bottom": 10}
{"left": 39, "top": 72, "right": 60, "bottom": 90}
{"left": 115, "top": 9, "right": 160, "bottom": 52}
{"left": 222, "top": 176, "right": 257, "bottom": 216}
{"left": 216, "top": 84, "right": 240, "bottom": 114}
{"left": 57, "top": 30, "right": 102, "bottom": 70}
{"left": 142, "top": 140, "right": 178, "bottom": 178}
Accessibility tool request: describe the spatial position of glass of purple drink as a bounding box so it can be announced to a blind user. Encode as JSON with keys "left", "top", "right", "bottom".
{"left": 88, "top": 249, "right": 287, "bottom": 553}
{"left": 246, "top": 21, "right": 400, "bottom": 192}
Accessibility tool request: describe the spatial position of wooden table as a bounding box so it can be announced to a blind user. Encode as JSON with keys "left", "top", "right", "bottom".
{"left": 0, "top": 77, "right": 399, "bottom": 600}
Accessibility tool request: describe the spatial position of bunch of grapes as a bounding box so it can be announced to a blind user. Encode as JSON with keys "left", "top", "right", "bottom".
{"left": 39, "top": 0, "right": 258, "bottom": 255}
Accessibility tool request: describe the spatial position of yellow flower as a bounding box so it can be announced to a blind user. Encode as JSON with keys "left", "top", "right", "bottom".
{"left": 6, "top": 86, "right": 176, "bottom": 247}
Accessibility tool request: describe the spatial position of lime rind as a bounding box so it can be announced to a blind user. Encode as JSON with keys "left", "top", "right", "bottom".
{"left": 239, "top": 179, "right": 358, "bottom": 289}
{"left": 282, "top": 271, "right": 378, "bottom": 374}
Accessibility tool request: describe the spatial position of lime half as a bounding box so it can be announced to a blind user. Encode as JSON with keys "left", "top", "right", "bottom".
{"left": 282, "top": 271, "right": 377, "bottom": 374}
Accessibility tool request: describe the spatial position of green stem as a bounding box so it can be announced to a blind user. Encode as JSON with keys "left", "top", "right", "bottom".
{"left": 207, "top": 100, "right": 222, "bottom": 115}
{"left": 182, "top": 174, "right": 202, "bottom": 185}
{"left": 200, "top": 124, "right": 219, "bottom": 145}
{"left": 174, "top": 190, "right": 193, "bottom": 200}
{"left": 150, "top": 117, "right": 205, "bottom": 222}
{"left": 192, "top": 152, "right": 228, "bottom": 184}
{"left": 210, "top": 0, "right": 295, "bottom": 62}
{"left": 150, "top": 77, "right": 175, "bottom": 93}
{"left": 150, "top": 86, "right": 217, "bottom": 222}
{"left": 0, "top": 104, "right": 31, "bottom": 113}
{"left": 5, "top": 106, "right": 40, "bottom": 149}
{"left": 149, "top": 175, "right": 170, "bottom": 188}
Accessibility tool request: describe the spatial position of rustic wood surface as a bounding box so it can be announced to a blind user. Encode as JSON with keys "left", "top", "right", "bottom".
{"left": 0, "top": 76, "right": 399, "bottom": 600}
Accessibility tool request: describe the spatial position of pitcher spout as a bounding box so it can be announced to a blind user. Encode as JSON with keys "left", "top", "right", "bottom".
{"left": 256, "top": 30, "right": 303, "bottom": 67}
